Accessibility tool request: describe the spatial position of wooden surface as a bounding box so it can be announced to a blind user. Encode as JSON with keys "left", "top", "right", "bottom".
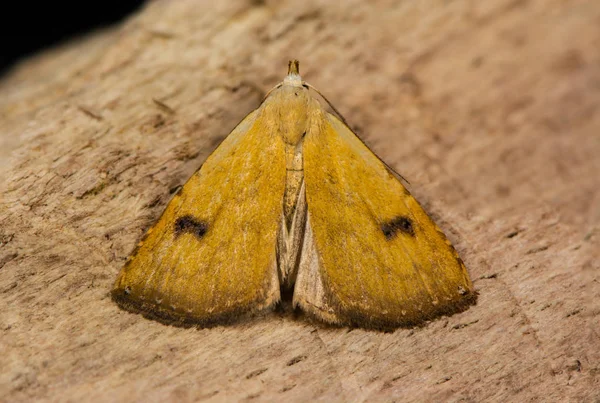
{"left": 1, "top": 0, "right": 599, "bottom": 401}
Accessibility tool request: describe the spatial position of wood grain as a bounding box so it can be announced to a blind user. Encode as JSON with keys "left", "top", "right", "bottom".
{"left": 1, "top": 0, "right": 598, "bottom": 401}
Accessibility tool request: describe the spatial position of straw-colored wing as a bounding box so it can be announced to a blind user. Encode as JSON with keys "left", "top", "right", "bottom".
{"left": 297, "top": 112, "right": 475, "bottom": 329}
{"left": 112, "top": 109, "right": 286, "bottom": 325}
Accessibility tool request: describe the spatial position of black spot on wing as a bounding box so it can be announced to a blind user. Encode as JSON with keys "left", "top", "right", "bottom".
{"left": 174, "top": 215, "right": 208, "bottom": 239}
{"left": 381, "top": 216, "right": 415, "bottom": 239}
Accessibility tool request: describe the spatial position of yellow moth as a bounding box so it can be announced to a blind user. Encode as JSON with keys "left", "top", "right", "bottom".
{"left": 112, "top": 60, "right": 475, "bottom": 329}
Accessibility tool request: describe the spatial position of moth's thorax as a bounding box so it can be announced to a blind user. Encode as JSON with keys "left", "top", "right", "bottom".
{"left": 265, "top": 85, "right": 316, "bottom": 146}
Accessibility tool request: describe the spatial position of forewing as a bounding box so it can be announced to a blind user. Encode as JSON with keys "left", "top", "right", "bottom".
{"left": 113, "top": 109, "right": 286, "bottom": 325}
{"left": 301, "top": 112, "right": 475, "bottom": 328}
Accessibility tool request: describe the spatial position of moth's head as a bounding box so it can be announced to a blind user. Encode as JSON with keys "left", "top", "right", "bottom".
{"left": 282, "top": 59, "right": 304, "bottom": 88}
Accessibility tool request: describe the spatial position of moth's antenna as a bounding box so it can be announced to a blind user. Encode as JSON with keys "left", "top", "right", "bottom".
{"left": 304, "top": 83, "right": 350, "bottom": 127}
{"left": 263, "top": 83, "right": 282, "bottom": 100}
{"left": 305, "top": 83, "right": 411, "bottom": 185}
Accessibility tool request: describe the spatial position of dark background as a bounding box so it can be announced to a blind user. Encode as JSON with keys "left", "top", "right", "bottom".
{"left": 0, "top": 2, "right": 145, "bottom": 75}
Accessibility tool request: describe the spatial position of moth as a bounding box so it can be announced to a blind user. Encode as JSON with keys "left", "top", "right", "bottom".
{"left": 112, "top": 60, "right": 475, "bottom": 329}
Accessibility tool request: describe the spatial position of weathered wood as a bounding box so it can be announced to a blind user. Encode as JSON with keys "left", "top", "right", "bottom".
{"left": 1, "top": 0, "right": 598, "bottom": 401}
